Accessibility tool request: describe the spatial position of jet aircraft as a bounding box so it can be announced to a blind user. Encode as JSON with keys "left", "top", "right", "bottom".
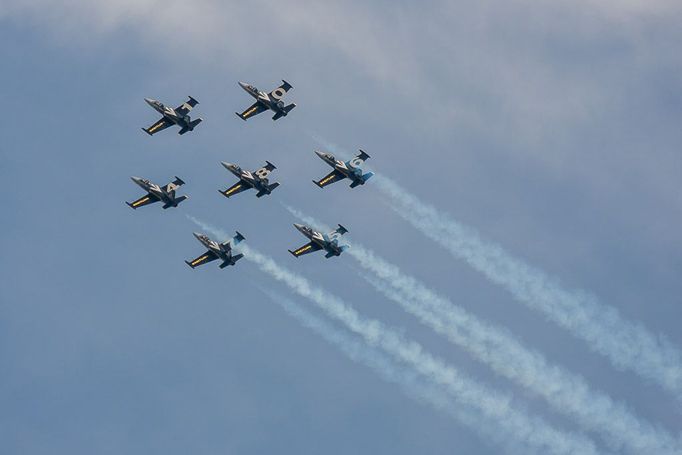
{"left": 313, "top": 150, "right": 374, "bottom": 188}
{"left": 142, "top": 96, "right": 203, "bottom": 135}
{"left": 126, "top": 176, "right": 188, "bottom": 209}
{"left": 235, "top": 80, "right": 296, "bottom": 121}
{"left": 288, "top": 223, "right": 349, "bottom": 258}
{"left": 185, "top": 231, "right": 245, "bottom": 269}
{"left": 219, "top": 161, "right": 280, "bottom": 199}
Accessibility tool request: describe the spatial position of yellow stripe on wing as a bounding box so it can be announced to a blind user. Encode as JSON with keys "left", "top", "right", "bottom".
{"left": 294, "top": 245, "right": 312, "bottom": 255}
{"left": 148, "top": 121, "right": 165, "bottom": 133}
{"left": 319, "top": 174, "right": 337, "bottom": 186}
{"left": 191, "top": 254, "right": 209, "bottom": 266}
{"left": 243, "top": 106, "right": 258, "bottom": 118}
{"left": 132, "top": 196, "right": 150, "bottom": 207}
{"left": 223, "top": 184, "right": 242, "bottom": 197}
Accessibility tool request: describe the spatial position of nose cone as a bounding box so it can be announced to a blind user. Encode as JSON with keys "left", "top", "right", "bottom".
{"left": 193, "top": 232, "right": 203, "bottom": 240}
{"left": 144, "top": 97, "right": 155, "bottom": 106}
{"left": 238, "top": 81, "right": 249, "bottom": 90}
{"left": 293, "top": 223, "right": 306, "bottom": 233}
{"left": 221, "top": 161, "right": 236, "bottom": 170}
{"left": 315, "top": 150, "right": 325, "bottom": 159}
{"left": 130, "top": 176, "right": 142, "bottom": 183}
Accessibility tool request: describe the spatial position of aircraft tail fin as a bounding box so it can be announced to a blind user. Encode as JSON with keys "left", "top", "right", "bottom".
{"left": 233, "top": 231, "right": 246, "bottom": 245}
{"left": 256, "top": 182, "right": 280, "bottom": 197}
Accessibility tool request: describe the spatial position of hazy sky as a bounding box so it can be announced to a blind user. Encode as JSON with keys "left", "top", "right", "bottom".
{"left": 1, "top": 1, "right": 681, "bottom": 454}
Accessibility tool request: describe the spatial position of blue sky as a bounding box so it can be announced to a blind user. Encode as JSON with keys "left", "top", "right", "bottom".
{"left": 1, "top": 1, "right": 681, "bottom": 454}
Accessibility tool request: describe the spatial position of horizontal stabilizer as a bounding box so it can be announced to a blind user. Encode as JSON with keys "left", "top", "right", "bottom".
{"left": 163, "top": 195, "right": 188, "bottom": 209}
{"left": 256, "top": 182, "right": 280, "bottom": 197}
{"left": 233, "top": 231, "right": 246, "bottom": 244}
{"left": 350, "top": 171, "right": 374, "bottom": 188}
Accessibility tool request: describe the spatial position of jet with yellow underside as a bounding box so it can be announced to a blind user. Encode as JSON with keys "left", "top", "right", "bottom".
{"left": 219, "top": 161, "right": 280, "bottom": 199}
{"left": 313, "top": 149, "right": 374, "bottom": 189}
{"left": 185, "top": 231, "right": 245, "bottom": 269}
{"left": 235, "top": 80, "right": 296, "bottom": 121}
{"left": 126, "top": 176, "right": 188, "bottom": 210}
{"left": 288, "top": 223, "right": 349, "bottom": 259}
{"left": 142, "top": 96, "right": 203, "bottom": 135}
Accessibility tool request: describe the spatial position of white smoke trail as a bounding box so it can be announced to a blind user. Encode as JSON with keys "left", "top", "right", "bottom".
{"left": 371, "top": 175, "right": 682, "bottom": 402}
{"left": 259, "top": 289, "right": 517, "bottom": 454}
{"left": 283, "top": 207, "right": 681, "bottom": 454}
{"left": 186, "top": 215, "right": 604, "bottom": 455}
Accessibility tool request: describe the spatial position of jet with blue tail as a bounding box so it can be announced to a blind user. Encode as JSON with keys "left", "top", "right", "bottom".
{"left": 126, "top": 176, "right": 188, "bottom": 210}
{"left": 289, "top": 223, "right": 349, "bottom": 259}
{"left": 313, "top": 149, "right": 374, "bottom": 189}
{"left": 185, "top": 231, "right": 245, "bottom": 269}
{"left": 219, "top": 161, "right": 280, "bottom": 199}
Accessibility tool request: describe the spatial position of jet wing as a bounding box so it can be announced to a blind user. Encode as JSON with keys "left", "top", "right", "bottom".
{"left": 314, "top": 170, "right": 346, "bottom": 188}
{"left": 175, "top": 96, "right": 199, "bottom": 116}
{"left": 220, "top": 181, "right": 251, "bottom": 198}
{"left": 288, "top": 242, "right": 323, "bottom": 258}
{"left": 185, "top": 250, "right": 219, "bottom": 268}
{"left": 269, "top": 80, "right": 293, "bottom": 99}
{"left": 236, "top": 102, "right": 268, "bottom": 121}
{"left": 126, "top": 193, "right": 160, "bottom": 209}
{"left": 143, "top": 117, "right": 174, "bottom": 135}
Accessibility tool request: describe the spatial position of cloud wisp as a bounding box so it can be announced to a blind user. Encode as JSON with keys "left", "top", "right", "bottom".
{"left": 284, "top": 207, "right": 680, "bottom": 454}
{"left": 371, "top": 174, "right": 682, "bottom": 402}
{"left": 187, "top": 216, "right": 604, "bottom": 455}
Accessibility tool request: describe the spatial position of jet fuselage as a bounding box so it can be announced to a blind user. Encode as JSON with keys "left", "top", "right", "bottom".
{"left": 144, "top": 98, "right": 192, "bottom": 128}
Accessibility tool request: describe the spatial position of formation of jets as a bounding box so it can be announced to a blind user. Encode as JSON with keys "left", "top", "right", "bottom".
{"left": 131, "top": 80, "right": 374, "bottom": 269}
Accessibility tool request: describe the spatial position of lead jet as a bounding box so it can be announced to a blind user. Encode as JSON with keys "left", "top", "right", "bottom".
{"left": 185, "top": 231, "right": 245, "bottom": 269}
{"left": 142, "top": 96, "right": 203, "bottom": 135}
{"left": 219, "top": 161, "right": 280, "bottom": 199}
{"left": 313, "top": 150, "right": 374, "bottom": 189}
{"left": 288, "top": 223, "right": 349, "bottom": 259}
{"left": 126, "top": 176, "right": 188, "bottom": 209}
{"left": 235, "top": 80, "right": 296, "bottom": 121}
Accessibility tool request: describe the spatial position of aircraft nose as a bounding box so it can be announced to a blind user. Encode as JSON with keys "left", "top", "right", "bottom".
{"left": 315, "top": 150, "right": 325, "bottom": 158}
{"left": 144, "top": 97, "right": 155, "bottom": 105}
{"left": 293, "top": 223, "right": 305, "bottom": 232}
{"left": 221, "top": 161, "right": 235, "bottom": 170}
{"left": 193, "top": 232, "right": 202, "bottom": 239}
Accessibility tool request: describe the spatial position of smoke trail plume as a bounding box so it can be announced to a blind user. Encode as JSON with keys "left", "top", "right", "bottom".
{"left": 371, "top": 175, "right": 682, "bottom": 402}
{"left": 260, "top": 288, "right": 516, "bottom": 452}
{"left": 283, "top": 207, "right": 681, "bottom": 454}
{"left": 187, "top": 215, "right": 603, "bottom": 455}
